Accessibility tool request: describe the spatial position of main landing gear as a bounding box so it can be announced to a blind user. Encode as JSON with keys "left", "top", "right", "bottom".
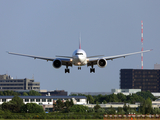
{"left": 65, "top": 64, "right": 70, "bottom": 73}
{"left": 78, "top": 67, "right": 81, "bottom": 70}
{"left": 90, "top": 64, "right": 95, "bottom": 73}
{"left": 65, "top": 68, "right": 70, "bottom": 73}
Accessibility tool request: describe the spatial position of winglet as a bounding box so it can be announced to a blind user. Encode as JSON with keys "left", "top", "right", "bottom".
{"left": 79, "top": 33, "right": 81, "bottom": 49}
{"left": 6, "top": 51, "right": 9, "bottom": 54}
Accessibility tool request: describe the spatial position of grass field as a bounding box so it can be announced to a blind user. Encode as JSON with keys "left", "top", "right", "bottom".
{"left": 0, "top": 118, "right": 160, "bottom": 120}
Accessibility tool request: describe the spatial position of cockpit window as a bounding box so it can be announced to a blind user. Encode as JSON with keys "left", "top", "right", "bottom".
{"left": 76, "top": 53, "right": 83, "bottom": 55}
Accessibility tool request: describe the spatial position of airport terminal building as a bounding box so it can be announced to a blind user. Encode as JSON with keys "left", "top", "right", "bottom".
{"left": 0, "top": 74, "right": 40, "bottom": 91}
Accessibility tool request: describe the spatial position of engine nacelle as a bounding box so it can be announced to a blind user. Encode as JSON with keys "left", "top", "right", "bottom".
{"left": 97, "top": 58, "right": 107, "bottom": 68}
{"left": 53, "top": 59, "right": 62, "bottom": 69}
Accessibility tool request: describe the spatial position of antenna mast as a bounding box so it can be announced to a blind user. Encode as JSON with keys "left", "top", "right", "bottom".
{"left": 141, "top": 21, "right": 144, "bottom": 69}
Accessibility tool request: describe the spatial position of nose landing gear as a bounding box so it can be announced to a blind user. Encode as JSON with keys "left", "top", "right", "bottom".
{"left": 78, "top": 67, "right": 81, "bottom": 70}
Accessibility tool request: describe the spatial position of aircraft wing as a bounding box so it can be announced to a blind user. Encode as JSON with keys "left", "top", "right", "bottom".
{"left": 7, "top": 52, "right": 72, "bottom": 66}
{"left": 87, "top": 49, "right": 152, "bottom": 66}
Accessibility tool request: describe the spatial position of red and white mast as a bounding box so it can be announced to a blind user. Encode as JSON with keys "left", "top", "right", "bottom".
{"left": 141, "top": 20, "right": 143, "bottom": 69}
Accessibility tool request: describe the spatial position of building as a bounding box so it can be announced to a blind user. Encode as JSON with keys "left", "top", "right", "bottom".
{"left": 40, "top": 90, "right": 67, "bottom": 96}
{"left": 70, "top": 92, "right": 112, "bottom": 96}
{"left": 120, "top": 69, "right": 160, "bottom": 92}
{"left": 154, "top": 64, "right": 160, "bottom": 69}
{"left": 0, "top": 95, "right": 87, "bottom": 112}
{"left": 71, "top": 89, "right": 141, "bottom": 96}
{"left": 0, "top": 74, "right": 40, "bottom": 91}
{"left": 85, "top": 101, "right": 159, "bottom": 110}
{"left": 111, "top": 89, "right": 141, "bottom": 95}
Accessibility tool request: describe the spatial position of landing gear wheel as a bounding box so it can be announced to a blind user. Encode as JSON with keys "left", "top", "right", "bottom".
{"left": 90, "top": 68, "right": 95, "bottom": 73}
{"left": 78, "top": 67, "right": 81, "bottom": 70}
{"left": 65, "top": 69, "right": 70, "bottom": 73}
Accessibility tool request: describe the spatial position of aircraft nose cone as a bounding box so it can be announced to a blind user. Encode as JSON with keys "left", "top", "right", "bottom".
{"left": 77, "top": 55, "right": 81, "bottom": 61}
{"left": 78, "top": 56, "right": 85, "bottom": 62}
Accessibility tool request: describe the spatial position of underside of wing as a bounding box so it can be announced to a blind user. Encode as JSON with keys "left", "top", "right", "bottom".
{"left": 56, "top": 55, "right": 72, "bottom": 58}
{"left": 87, "top": 49, "right": 152, "bottom": 67}
{"left": 103, "top": 49, "right": 152, "bottom": 60}
{"left": 59, "top": 58, "right": 73, "bottom": 66}
{"left": 8, "top": 52, "right": 55, "bottom": 61}
{"left": 8, "top": 52, "right": 73, "bottom": 67}
{"left": 87, "top": 58, "right": 99, "bottom": 67}
{"left": 87, "top": 55, "right": 104, "bottom": 58}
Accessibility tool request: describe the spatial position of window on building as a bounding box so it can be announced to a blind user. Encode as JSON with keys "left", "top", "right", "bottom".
{"left": 2, "top": 99, "right": 6, "bottom": 102}
{"left": 30, "top": 99, "right": 35, "bottom": 102}
{"left": 76, "top": 99, "right": 80, "bottom": 102}
{"left": 42, "top": 99, "right": 46, "bottom": 102}
{"left": 47, "top": 99, "right": 51, "bottom": 102}
{"left": 36, "top": 99, "right": 40, "bottom": 102}
{"left": 25, "top": 99, "right": 29, "bottom": 102}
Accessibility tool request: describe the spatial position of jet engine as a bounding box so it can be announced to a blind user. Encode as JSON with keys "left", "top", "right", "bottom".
{"left": 53, "top": 59, "right": 62, "bottom": 68}
{"left": 97, "top": 58, "right": 107, "bottom": 68}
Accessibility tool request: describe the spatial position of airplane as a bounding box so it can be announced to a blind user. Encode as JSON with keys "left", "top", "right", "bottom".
{"left": 8, "top": 39, "right": 152, "bottom": 73}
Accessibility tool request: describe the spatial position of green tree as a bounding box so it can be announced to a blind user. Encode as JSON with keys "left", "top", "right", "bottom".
{"left": 145, "top": 97, "right": 153, "bottom": 114}
{"left": 117, "top": 93, "right": 127, "bottom": 102}
{"left": 131, "top": 94, "right": 144, "bottom": 103}
{"left": 11, "top": 95, "right": 24, "bottom": 112}
{"left": 103, "top": 100, "right": 107, "bottom": 104}
{"left": 2, "top": 96, "right": 24, "bottom": 113}
{"left": 139, "top": 99, "right": 146, "bottom": 114}
{"left": 109, "top": 94, "right": 119, "bottom": 102}
{"left": 123, "top": 103, "right": 130, "bottom": 114}
{"left": 23, "top": 92, "right": 28, "bottom": 96}
{"left": 152, "top": 108, "right": 160, "bottom": 114}
{"left": 0, "top": 90, "right": 20, "bottom": 96}
{"left": 64, "top": 99, "right": 74, "bottom": 112}
{"left": 53, "top": 99, "right": 64, "bottom": 111}
{"left": 136, "top": 91, "right": 156, "bottom": 100}
{"left": 70, "top": 105, "right": 88, "bottom": 113}
{"left": 21, "top": 103, "right": 44, "bottom": 113}
{"left": 28, "top": 90, "right": 41, "bottom": 96}
{"left": 118, "top": 107, "right": 125, "bottom": 114}
{"left": 69, "top": 94, "right": 78, "bottom": 96}
{"left": 107, "top": 106, "right": 115, "bottom": 115}
{"left": 139, "top": 98, "right": 152, "bottom": 114}
{"left": 94, "top": 104, "right": 101, "bottom": 111}
{"left": 87, "top": 95, "right": 94, "bottom": 104}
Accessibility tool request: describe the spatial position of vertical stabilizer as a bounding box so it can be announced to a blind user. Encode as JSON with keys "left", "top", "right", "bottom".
{"left": 79, "top": 33, "right": 81, "bottom": 49}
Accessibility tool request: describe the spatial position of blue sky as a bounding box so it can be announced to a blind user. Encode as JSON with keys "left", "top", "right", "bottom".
{"left": 0, "top": 0, "right": 159, "bottom": 94}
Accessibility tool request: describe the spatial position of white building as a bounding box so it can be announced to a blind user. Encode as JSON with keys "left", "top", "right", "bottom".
{"left": 111, "top": 89, "right": 141, "bottom": 95}
{"left": 0, "top": 96, "right": 87, "bottom": 105}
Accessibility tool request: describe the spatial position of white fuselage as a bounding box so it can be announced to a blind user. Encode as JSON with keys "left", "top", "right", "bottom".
{"left": 72, "top": 49, "right": 87, "bottom": 66}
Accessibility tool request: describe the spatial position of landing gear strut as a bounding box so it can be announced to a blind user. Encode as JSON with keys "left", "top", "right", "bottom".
{"left": 90, "top": 64, "right": 95, "bottom": 73}
{"left": 78, "top": 67, "right": 81, "bottom": 70}
{"left": 65, "top": 64, "right": 70, "bottom": 73}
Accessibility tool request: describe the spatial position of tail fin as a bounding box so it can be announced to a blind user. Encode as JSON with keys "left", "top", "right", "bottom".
{"left": 79, "top": 33, "right": 81, "bottom": 49}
